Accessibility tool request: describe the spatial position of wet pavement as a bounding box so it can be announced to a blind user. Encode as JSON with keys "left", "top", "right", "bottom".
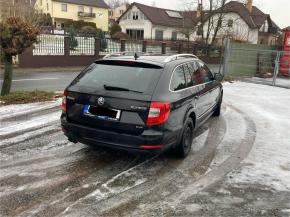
{"left": 1, "top": 82, "right": 290, "bottom": 217}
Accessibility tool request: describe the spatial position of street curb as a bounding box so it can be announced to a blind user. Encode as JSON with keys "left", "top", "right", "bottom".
{"left": 0, "top": 101, "right": 61, "bottom": 122}
{"left": 0, "top": 120, "right": 59, "bottom": 141}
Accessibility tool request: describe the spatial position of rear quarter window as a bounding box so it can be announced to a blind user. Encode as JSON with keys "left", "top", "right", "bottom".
{"left": 170, "top": 65, "right": 186, "bottom": 91}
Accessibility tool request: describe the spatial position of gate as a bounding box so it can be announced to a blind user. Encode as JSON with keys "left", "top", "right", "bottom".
{"left": 223, "top": 40, "right": 290, "bottom": 89}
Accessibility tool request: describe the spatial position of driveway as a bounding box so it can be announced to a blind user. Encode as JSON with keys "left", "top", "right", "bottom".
{"left": 0, "top": 82, "right": 289, "bottom": 217}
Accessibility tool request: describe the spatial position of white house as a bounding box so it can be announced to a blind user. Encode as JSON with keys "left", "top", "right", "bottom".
{"left": 196, "top": 0, "right": 280, "bottom": 45}
{"left": 118, "top": 3, "right": 198, "bottom": 41}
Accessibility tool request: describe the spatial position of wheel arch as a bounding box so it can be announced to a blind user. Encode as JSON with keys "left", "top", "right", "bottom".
{"left": 183, "top": 106, "right": 197, "bottom": 130}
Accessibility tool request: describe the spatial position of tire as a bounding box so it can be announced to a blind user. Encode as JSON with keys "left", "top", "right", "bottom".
{"left": 175, "top": 119, "right": 194, "bottom": 158}
{"left": 213, "top": 93, "right": 223, "bottom": 117}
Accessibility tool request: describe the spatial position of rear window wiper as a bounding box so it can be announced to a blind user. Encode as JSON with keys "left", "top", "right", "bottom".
{"left": 103, "top": 85, "right": 143, "bottom": 93}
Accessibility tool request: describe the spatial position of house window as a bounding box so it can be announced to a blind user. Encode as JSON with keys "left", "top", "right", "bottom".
{"left": 40, "top": 0, "right": 42, "bottom": 6}
{"left": 47, "top": 3, "right": 49, "bottom": 11}
{"left": 133, "top": 11, "right": 139, "bottom": 20}
{"left": 228, "top": 19, "right": 233, "bottom": 28}
{"left": 89, "top": 7, "right": 93, "bottom": 14}
{"left": 172, "top": 31, "right": 178, "bottom": 41}
{"left": 126, "top": 29, "right": 144, "bottom": 40}
{"left": 155, "top": 30, "right": 164, "bottom": 40}
{"left": 78, "top": 6, "right": 84, "bottom": 12}
{"left": 120, "top": 10, "right": 124, "bottom": 15}
{"left": 109, "top": 10, "right": 113, "bottom": 17}
{"left": 61, "top": 4, "right": 67, "bottom": 12}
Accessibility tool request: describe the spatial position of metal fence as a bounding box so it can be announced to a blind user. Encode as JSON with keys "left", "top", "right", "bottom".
{"left": 70, "top": 36, "right": 95, "bottom": 56}
{"left": 33, "top": 34, "right": 64, "bottom": 55}
{"left": 223, "top": 40, "right": 290, "bottom": 89}
{"left": 32, "top": 34, "right": 223, "bottom": 56}
{"left": 19, "top": 33, "right": 224, "bottom": 68}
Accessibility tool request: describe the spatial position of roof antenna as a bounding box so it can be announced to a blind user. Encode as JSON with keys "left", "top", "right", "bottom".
{"left": 134, "top": 53, "right": 139, "bottom": 60}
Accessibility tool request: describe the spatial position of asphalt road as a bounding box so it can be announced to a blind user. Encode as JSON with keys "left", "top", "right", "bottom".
{"left": 0, "top": 65, "right": 221, "bottom": 92}
{"left": 0, "top": 71, "right": 80, "bottom": 92}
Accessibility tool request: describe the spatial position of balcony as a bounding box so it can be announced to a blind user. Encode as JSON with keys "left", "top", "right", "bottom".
{"left": 78, "top": 12, "right": 96, "bottom": 18}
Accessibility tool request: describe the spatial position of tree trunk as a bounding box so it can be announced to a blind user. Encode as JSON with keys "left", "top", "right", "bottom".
{"left": 1, "top": 54, "right": 13, "bottom": 96}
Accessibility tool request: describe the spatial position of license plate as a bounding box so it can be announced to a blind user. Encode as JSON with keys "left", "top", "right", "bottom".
{"left": 84, "top": 105, "right": 121, "bottom": 121}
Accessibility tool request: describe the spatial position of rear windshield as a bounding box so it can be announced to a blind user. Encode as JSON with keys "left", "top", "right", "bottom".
{"left": 71, "top": 62, "right": 163, "bottom": 94}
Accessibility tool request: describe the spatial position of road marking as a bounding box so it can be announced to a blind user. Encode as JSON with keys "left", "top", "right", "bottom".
{"left": 0, "top": 78, "right": 59, "bottom": 82}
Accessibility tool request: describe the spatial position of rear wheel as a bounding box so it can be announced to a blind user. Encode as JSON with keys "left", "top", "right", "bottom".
{"left": 175, "top": 119, "right": 194, "bottom": 158}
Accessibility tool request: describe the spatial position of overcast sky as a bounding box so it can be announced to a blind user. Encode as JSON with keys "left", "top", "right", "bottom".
{"left": 128, "top": 0, "right": 289, "bottom": 29}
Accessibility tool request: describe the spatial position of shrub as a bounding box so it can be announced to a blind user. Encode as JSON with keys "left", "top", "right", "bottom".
{"left": 80, "top": 26, "right": 98, "bottom": 34}
{"left": 67, "top": 25, "right": 78, "bottom": 50}
{"left": 0, "top": 17, "right": 39, "bottom": 95}
{"left": 112, "top": 32, "right": 130, "bottom": 40}
{"left": 110, "top": 24, "right": 122, "bottom": 37}
{"left": 64, "top": 20, "right": 96, "bottom": 30}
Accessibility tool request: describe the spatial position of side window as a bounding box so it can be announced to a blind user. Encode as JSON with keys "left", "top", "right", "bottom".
{"left": 183, "top": 65, "right": 193, "bottom": 87}
{"left": 170, "top": 66, "right": 186, "bottom": 91}
{"left": 187, "top": 62, "right": 198, "bottom": 86}
{"left": 197, "top": 61, "right": 214, "bottom": 83}
{"left": 188, "top": 62, "right": 203, "bottom": 85}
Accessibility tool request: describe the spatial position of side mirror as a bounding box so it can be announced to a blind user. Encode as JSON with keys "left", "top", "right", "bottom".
{"left": 214, "top": 73, "right": 224, "bottom": 82}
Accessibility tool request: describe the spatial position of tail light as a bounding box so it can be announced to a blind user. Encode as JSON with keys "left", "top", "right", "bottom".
{"left": 146, "top": 102, "right": 171, "bottom": 126}
{"left": 140, "top": 145, "right": 164, "bottom": 149}
{"left": 61, "top": 89, "right": 68, "bottom": 112}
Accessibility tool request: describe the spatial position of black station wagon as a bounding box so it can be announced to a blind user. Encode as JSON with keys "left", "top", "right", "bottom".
{"left": 61, "top": 53, "right": 223, "bottom": 158}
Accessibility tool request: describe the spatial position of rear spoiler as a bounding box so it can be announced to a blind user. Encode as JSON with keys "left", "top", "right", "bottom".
{"left": 94, "top": 59, "right": 164, "bottom": 69}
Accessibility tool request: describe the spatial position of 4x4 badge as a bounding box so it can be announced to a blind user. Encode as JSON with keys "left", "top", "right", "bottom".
{"left": 98, "top": 97, "right": 105, "bottom": 106}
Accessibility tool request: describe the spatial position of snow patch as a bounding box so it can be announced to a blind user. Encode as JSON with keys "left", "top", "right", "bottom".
{"left": 0, "top": 111, "right": 61, "bottom": 137}
{"left": 0, "top": 99, "right": 61, "bottom": 119}
{"left": 224, "top": 82, "right": 290, "bottom": 192}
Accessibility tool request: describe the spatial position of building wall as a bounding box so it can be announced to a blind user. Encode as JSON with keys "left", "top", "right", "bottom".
{"left": 119, "top": 6, "right": 152, "bottom": 38}
{"left": 196, "top": 12, "right": 259, "bottom": 44}
{"left": 109, "top": 4, "right": 128, "bottom": 21}
{"left": 151, "top": 25, "right": 195, "bottom": 41}
{"left": 35, "top": 0, "right": 109, "bottom": 31}
{"left": 35, "top": 0, "right": 53, "bottom": 14}
{"left": 119, "top": 6, "right": 194, "bottom": 40}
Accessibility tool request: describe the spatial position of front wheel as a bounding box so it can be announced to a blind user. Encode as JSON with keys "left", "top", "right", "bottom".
{"left": 175, "top": 119, "right": 194, "bottom": 158}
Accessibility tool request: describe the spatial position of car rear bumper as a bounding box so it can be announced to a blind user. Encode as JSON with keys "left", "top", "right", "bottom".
{"left": 61, "top": 116, "right": 174, "bottom": 153}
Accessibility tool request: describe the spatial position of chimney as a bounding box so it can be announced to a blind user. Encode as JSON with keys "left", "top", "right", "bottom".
{"left": 246, "top": 0, "right": 253, "bottom": 14}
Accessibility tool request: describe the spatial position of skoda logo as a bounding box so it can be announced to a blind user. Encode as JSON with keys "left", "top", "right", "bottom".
{"left": 98, "top": 97, "right": 105, "bottom": 106}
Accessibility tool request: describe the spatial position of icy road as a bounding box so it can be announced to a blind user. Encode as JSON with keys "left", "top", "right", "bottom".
{"left": 0, "top": 82, "right": 290, "bottom": 217}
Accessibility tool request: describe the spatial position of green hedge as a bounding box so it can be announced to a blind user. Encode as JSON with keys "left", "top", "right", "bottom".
{"left": 64, "top": 20, "right": 96, "bottom": 30}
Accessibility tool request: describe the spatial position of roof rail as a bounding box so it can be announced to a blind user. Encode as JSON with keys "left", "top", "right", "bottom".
{"left": 163, "top": 54, "right": 198, "bottom": 63}
{"left": 103, "top": 52, "right": 145, "bottom": 59}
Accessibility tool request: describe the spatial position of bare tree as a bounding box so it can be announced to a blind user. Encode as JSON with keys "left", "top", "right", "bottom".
{"left": 198, "top": 0, "right": 228, "bottom": 52}
{"left": 106, "top": 0, "right": 129, "bottom": 9}
{"left": 1, "top": 0, "right": 47, "bottom": 27}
